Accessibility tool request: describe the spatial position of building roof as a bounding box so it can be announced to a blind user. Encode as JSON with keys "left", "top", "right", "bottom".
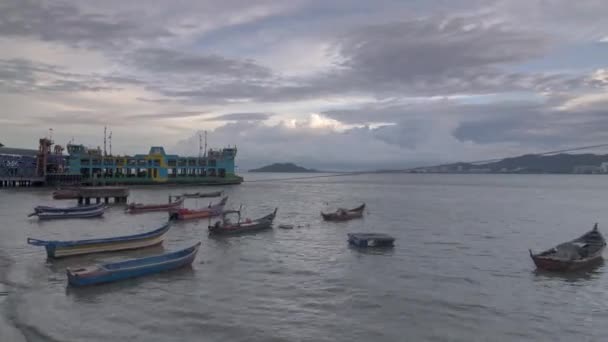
{"left": 0, "top": 147, "right": 38, "bottom": 157}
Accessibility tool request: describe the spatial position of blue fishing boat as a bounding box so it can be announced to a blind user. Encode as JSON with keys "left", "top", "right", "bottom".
{"left": 29, "top": 203, "right": 104, "bottom": 216}
{"left": 66, "top": 242, "right": 201, "bottom": 286}
{"left": 35, "top": 206, "right": 105, "bottom": 220}
{"left": 27, "top": 222, "right": 172, "bottom": 258}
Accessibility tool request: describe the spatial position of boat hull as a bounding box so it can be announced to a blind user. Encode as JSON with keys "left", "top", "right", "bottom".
{"left": 348, "top": 233, "right": 395, "bottom": 248}
{"left": 28, "top": 223, "right": 172, "bottom": 258}
{"left": 37, "top": 207, "right": 105, "bottom": 220}
{"left": 170, "top": 197, "right": 227, "bottom": 221}
{"left": 321, "top": 212, "right": 363, "bottom": 221}
{"left": 127, "top": 199, "right": 184, "bottom": 214}
{"left": 209, "top": 208, "right": 277, "bottom": 235}
{"left": 34, "top": 203, "right": 104, "bottom": 214}
{"left": 530, "top": 249, "right": 605, "bottom": 271}
{"left": 174, "top": 211, "right": 221, "bottom": 220}
{"left": 67, "top": 242, "right": 201, "bottom": 286}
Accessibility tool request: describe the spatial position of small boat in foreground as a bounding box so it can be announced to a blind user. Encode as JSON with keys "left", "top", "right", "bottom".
{"left": 169, "top": 197, "right": 228, "bottom": 221}
{"left": 29, "top": 203, "right": 104, "bottom": 216}
{"left": 321, "top": 203, "right": 365, "bottom": 221}
{"left": 348, "top": 233, "right": 395, "bottom": 248}
{"left": 209, "top": 208, "right": 278, "bottom": 235}
{"left": 126, "top": 197, "right": 184, "bottom": 214}
{"left": 27, "top": 222, "right": 171, "bottom": 258}
{"left": 181, "top": 191, "right": 223, "bottom": 198}
{"left": 530, "top": 223, "right": 606, "bottom": 271}
{"left": 67, "top": 242, "right": 201, "bottom": 286}
{"left": 35, "top": 206, "right": 105, "bottom": 220}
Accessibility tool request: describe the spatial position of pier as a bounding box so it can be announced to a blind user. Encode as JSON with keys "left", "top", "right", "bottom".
{"left": 0, "top": 177, "right": 45, "bottom": 187}
{"left": 76, "top": 187, "right": 130, "bottom": 205}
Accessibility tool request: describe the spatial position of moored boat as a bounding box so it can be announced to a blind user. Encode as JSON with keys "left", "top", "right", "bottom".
{"left": 66, "top": 242, "right": 201, "bottom": 286}
{"left": 52, "top": 188, "right": 80, "bottom": 200}
{"left": 126, "top": 197, "right": 184, "bottom": 214}
{"left": 530, "top": 223, "right": 606, "bottom": 271}
{"left": 209, "top": 208, "right": 278, "bottom": 235}
{"left": 36, "top": 206, "right": 105, "bottom": 220}
{"left": 27, "top": 222, "right": 171, "bottom": 258}
{"left": 29, "top": 203, "right": 104, "bottom": 216}
{"left": 348, "top": 233, "right": 395, "bottom": 248}
{"left": 181, "top": 191, "right": 223, "bottom": 198}
{"left": 321, "top": 203, "right": 365, "bottom": 221}
{"left": 169, "top": 197, "right": 228, "bottom": 221}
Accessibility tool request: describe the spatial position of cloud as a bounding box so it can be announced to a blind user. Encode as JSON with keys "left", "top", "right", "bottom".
{"left": 130, "top": 48, "right": 273, "bottom": 79}
{"left": 0, "top": 58, "right": 116, "bottom": 93}
{"left": 203, "top": 112, "right": 272, "bottom": 121}
{"left": 0, "top": 0, "right": 172, "bottom": 50}
{"left": 127, "top": 111, "right": 209, "bottom": 120}
{"left": 2, "top": 0, "right": 608, "bottom": 167}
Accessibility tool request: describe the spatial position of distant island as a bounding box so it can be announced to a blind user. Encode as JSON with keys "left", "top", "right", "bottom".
{"left": 249, "top": 163, "right": 319, "bottom": 173}
{"left": 412, "top": 153, "right": 608, "bottom": 174}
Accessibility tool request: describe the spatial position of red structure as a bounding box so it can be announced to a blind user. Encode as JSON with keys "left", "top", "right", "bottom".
{"left": 36, "top": 138, "right": 53, "bottom": 178}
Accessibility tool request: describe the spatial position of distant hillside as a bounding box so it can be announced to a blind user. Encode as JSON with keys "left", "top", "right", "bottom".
{"left": 249, "top": 163, "right": 319, "bottom": 173}
{"left": 429, "top": 153, "right": 608, "bottom": 174}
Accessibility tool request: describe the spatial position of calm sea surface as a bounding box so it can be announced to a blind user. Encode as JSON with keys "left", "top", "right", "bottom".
{"left": 2, "top": 173, "right": 608, "bottom": 341}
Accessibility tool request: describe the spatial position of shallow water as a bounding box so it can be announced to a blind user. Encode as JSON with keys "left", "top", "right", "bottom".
{"left": 1, "top": 174, "right": 608, "bottom": 341}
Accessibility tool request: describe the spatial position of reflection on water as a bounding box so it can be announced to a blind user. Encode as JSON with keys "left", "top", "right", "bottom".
{"left": 533, "top": 258, "right": 605, "bottom": 283}
{"left": 3, "top": 174, "right": 608, "bottom": 341}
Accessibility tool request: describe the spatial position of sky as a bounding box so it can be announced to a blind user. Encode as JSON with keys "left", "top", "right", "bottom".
{"left": 1, "top": 0, "right": 608, "bottom": 170}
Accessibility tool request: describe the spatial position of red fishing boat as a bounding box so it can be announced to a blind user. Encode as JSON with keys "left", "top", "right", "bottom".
{"left": 209, "top": 208, "right": 278, "bottom": 235}
{"left": 126, "top": 197, "right": 184, "bottom": 214}
{"left": 169, "top": 197, "right": 228, "bottom": 221}
{"left": 530, "top": 223, "right": 606, "bottom": 271}
{"left": 321, "top": 203, "right": 365, "bottom": 221}
{"left": 52, "top": 188, "right": 80, "bottom": 199}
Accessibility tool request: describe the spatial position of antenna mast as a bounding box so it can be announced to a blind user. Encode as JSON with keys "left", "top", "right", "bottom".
{"left": 109, "top": 131, "right": 113, "bottom": 156}
{"left": 103, "top": 126, "right": 107, "bottom": 157}
{"left": 204, "top": 130, "right": 208, "bottom": 158}
{"left": 198, "top": 133, "right": 203, "bottom": 161}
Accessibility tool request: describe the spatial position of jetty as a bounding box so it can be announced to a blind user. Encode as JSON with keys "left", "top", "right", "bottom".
{"left": 76, "top": 187, "right": 129, "bottom": 204}
{"left": 0, "top": 177, "right": 45, "bottom": 187}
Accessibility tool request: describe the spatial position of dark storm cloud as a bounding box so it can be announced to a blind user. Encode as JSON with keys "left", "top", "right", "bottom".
{"left": 203, "top": 113, "right": 272, "bottom": 121}
{"left": 130, "top": 48, "right": 273, "bottom": 79}
{"left": 333, "top": 16, "right": 548, "bottom": 82}
{"left": 139, "top": 14, "right": 598, "bottom": 105}
{"left": 0, "top": 59, "right": 116, "bottom": 92}
{"left": 0, "top": 0, "right": 172, "bottom": 49}
{"left": 452, "top": 103, "right": 608, "bottom": 146}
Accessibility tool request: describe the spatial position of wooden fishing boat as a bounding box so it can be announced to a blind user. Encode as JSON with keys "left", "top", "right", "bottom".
{"left": 169, "top": 197, "right": 228, "bottom": 221}
{"left": 27, "top": 222, "right": 171, "bottom": 258}
{"left": 321, "top": 203, "right": 365, "bottom": 221}
{"left": 29, "top": 203, "right": 104, "bottom": 216}
{"left": 209, "top": 208, "right": 278, "bottom": 235}
{"left": 181, "top": 190, "right": 223, "bottom": 198}
{"left": 52, "top": 188, "right": 80, "bottom": 200}
{"left": 530, "top": 223, "right": 606, "bottom": 271}
{"left": 348, "top": 233, "right": 395, "bottom": 248}
{"left": 36, "top": 206, "right": 105, "bottom": 220}
{"left": 66, "top": 242, "right": 201, "bottom": 286}
{"left": 126, "top": 197, "right": 184, "bottom": 214}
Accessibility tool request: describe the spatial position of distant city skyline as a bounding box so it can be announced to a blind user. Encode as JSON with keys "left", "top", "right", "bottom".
{"left": 1, "top": 0, "right": 608, "bottom": 170}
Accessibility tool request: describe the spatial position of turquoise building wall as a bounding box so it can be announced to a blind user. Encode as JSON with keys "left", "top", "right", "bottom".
{"left": 66, "top": 145, "right": 239, "bottom": 184}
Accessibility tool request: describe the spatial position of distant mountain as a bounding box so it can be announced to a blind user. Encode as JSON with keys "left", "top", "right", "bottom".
{"left": 428, "top": 153, "right": 608, "bottom": 174}
{"left": 249, "top": 163, "right": 319, "bottom": 173}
